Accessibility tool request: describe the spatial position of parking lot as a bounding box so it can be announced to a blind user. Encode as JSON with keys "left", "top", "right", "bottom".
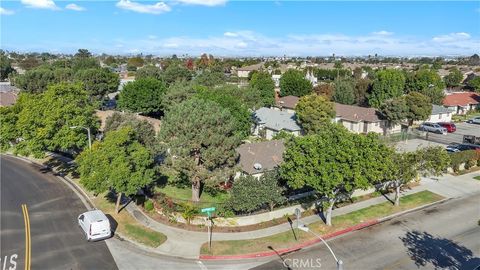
{"left": 418, "top": 122, "right": 480, "bottom": 145}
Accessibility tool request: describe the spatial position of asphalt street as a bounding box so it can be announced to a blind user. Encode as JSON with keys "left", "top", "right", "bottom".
{"left": 421, "top": 122, "right": 480, "bottom": 145}
{"left": 252, "top": 194, "right": 480, "bottom": 270}
{"left": 0, "top": 155, "right": 117, "bottom": 270}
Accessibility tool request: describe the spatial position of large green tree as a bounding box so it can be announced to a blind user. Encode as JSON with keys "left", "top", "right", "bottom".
{"left": 389, "top": 146, "right": 449, "bottom": 206}
{"left": 281, "top": 124, "right": 394, "bottom": 225}
{"left": 104, "top": 112, "right": 156, "bottom": 152}
{"left": 333, "top": 77, "right": 355, "bottom": 105}
{"left": 196, "top": 87, "right": 252, "bottom": 138}
{"left": 229, "top": 170, "right": 286, "bottom": 213}
{"left": 368, "top": 69, "right": 406, "bottom": 108}
{"left": 162, "top": 64, "right": 193, "bottom": 86}
{"left": 249, "top": 71, "right": 276, "bottom": 107}
{"left": 13, "top": 68, "right": 55, "bottom": 93}
{"left": 280, "top": 69, "right": 312, "bottom": 97}
{"left": 14, "top": 83, "right": 98, "bottom": 157}
{"left": 193, "top": 69, "right": 226, "bottom": 87}
{"left": 0, "top": 53, "right": 15, "bottom": 81}
{"left": 76, "top": 127, "right": 155, "bottom": 213}
{"left": 74, "top": 68, "right": 119, "bottom": 99}
{"left": 162, "top": 81, "right": 197, "bottom": 112}
{"left": 405, "top": 69, "right": 445, "bottom": 104}
{"left": 159, "top": 98, "right": 242, "bottom": 201}
{"left": 404, "top": 91, "right": 432, "bottom": 126}
{"left": 135, "top": 65, "right": 163, "bottom": 81}
{"left": 118, "top": 78, "right": 167, "bottom": 115}
{"left": 467, "top": 77, "right": 480, "bottom": 92}
{"left": 296, "top": 94, "right": 335, "bottom": 134}
{"left": 443, "top": 67, "right": 463, "bottom": 88}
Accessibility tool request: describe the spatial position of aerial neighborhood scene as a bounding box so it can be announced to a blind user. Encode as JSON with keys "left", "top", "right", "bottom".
{"left": 1, "top": 1, "right": 480, "bottom": 270}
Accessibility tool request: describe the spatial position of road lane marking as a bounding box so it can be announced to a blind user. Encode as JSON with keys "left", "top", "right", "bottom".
{"left": 21, "top": 204, "right": 31, "bottom": 270}
{"left": 196, "top": 261, "right": 208, "bottom": 270}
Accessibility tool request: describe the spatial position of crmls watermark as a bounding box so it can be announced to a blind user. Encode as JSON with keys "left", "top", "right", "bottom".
{"left": 1, "top": 254, "right": 18, "bottom": 270}
{"left": 283, "top": 258, "right": 322, "bottom": 268}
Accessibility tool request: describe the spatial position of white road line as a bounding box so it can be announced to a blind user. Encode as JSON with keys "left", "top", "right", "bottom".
{"left": 197, "top": 261, "right": 208, "bottom": 270}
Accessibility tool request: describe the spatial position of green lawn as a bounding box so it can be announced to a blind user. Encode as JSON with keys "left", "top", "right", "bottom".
{"left": 93, "top": 194, "right": 167, "bottom": 247}
{"left": 200, "top": 190, "right": 444, "bottom": 256}
{"left": 155, "top": 185, "right": 230, "bottom": 205}
{"left": 474, "top": 176, "right": 480, "bottom": 181}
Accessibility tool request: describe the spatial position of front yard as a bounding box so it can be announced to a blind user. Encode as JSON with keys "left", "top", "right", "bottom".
{"left": 200, "top": 190, "right": 444, "bottom": 256}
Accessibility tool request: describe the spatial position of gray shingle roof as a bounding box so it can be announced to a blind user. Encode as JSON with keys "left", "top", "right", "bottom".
{"left": 236, "top": 140, "right": 285, "bottom": 175}
{"left": 431, "top": 104, "right": 451, "bottom": 115}
{"left": 254, "top": 107, "right": 302, "bottom": 132}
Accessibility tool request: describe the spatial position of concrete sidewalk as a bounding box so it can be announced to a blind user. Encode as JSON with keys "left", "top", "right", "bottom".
{"left": 19, "top": 152, "right": 480, "bottom": 259}
{"left": 126, "top": 170, "right": 480, "bottom": 258}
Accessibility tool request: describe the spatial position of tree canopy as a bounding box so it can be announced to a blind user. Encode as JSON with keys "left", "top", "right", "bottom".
{"left": 104, "top": 112, "right": 156, "bottom": 152}
{"left": 229, "top": 170, "right": 286, "bottom": 214}
{"left": 135, "top": 65, "right": 163, "bottom": 81}
{"left": 249, "top": 71, "right": 276, "bottom": 107}
{"left": 118, "top": 78, "right": 167, "bottom": 116}
{"left": 281, "top": 124, "right": 394, "bottom": 225}
{"left": 296, "top": 94, "right": 335, "bottom": 134}
{"left": 280, "top": 69, "right": 312, "bottom": 97}
{"left": 333, "top": 77, "right": 355, "bottom": 105}
{"left": 368, "top": 69, "right": 406, "bottom": 108}
{"left": 443, "top": 68, "right": 463, "bottom": 88}
{"left": 0, "top": 53, "right": 15, "bottom": 81}
{"left": 13, "top": 83, "right": 98, "bottom": 157}
{"left": 159, "top": 98, "right": 242, "bottom": 201}
{"left": 76, "top": 126, "right": 155, "bottom": 212}
{"left": 405, "top": 69, "right": 445, "bottom": 104}
{"left": 74, "top": 68, "right": 119, "bottom": 99}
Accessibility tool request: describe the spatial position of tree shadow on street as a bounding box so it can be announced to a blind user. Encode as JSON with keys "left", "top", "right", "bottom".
{"left": 400, "top": 230, "right": 480, "bottom": 270}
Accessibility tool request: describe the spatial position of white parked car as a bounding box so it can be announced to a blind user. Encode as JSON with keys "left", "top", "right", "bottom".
{"left": 78, "top": 210, "right": 112, "bottom": 241}
{"left": 466, "top": 116, "right": 480, "bottom": 124}
{"left": 419, "top": 122, "right": 447, "bottom": 134}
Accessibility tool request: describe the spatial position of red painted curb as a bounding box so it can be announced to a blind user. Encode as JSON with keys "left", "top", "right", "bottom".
{"left": 199, "top": 219, "right": 379, "bottom": 260}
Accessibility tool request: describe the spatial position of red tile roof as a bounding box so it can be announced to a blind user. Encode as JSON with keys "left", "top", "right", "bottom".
{"left": 443, "top": 92, "right": 480, "bottom": 107}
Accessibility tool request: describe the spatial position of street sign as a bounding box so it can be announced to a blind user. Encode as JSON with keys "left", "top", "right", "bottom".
{"left": 201, "top": 207, "right": 216, "bottom": 213}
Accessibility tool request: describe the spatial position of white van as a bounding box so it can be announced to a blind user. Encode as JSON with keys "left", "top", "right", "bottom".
{"left": 78, "top": 210, "right": 112, "bottom": 241}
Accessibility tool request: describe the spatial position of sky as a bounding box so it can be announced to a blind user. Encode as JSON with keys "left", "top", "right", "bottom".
{"left": 1, "top": 0, "right": 479, "bottom": 56}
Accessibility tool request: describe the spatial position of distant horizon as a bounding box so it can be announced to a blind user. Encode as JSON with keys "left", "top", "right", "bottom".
{"left": 2, "top": 1, "right": 479, "bottom": 56}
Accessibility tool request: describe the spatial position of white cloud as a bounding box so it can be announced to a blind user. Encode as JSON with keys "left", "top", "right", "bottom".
{"left": 176, "top": 0, "right": 227, "bottom": 6}
{"left": 372, "top": 30, "right": 393, "bottom": 36}
{"left": 224, "top": 32, "right": 238, "bottom": 37}
{"left": 432, "top": 32, "right": 471, "bottom": 43}
{"left": 0, "top": 7, "right": 15, "bottom": 15}
{"left": 116, "top": 0, "right": 171, "bottom": 14}
{"left": 21, "top": 0, "right": 59, "bottom": 10}
{"left": 65, "top": 3, "right": 85, "bottom": 11}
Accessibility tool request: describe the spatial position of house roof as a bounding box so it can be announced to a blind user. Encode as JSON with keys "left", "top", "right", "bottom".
{"left": 236, "top": 140, "right": 285, "bottom": 175}
{"left": 431, "top": 104, "right": 451, "bottom": 115}
{"left": 0, "top": 82, "right": 20, "bottom": 93}
{"left": 443, "top": 92, "right": 480, "bottom": 107}
{"left": 254, "top": 107, "right": 302, "bottom": 131}
{"left": 276, "top": 95, "right": 299, "bottom": 110}
{"left": 0, "top": 92, "right": 18, "bottom": 107}
{"left": 334, "top": 103, "right": 382, "bottom": 123}
{"left": 237, "top": 63, "right": 264, "bottom": 72}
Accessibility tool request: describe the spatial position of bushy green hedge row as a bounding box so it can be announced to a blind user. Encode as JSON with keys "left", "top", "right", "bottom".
{"left": 450, "top": 150, "right": 480, "bottom": 172}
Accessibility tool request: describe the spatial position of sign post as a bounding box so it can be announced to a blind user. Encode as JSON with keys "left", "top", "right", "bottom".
{"left": 201, "top": 207, "right": 216, "bottom": 251}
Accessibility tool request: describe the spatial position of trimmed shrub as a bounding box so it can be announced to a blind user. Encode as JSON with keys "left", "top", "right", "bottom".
{"left": 144, "top": 199, "right": 154, "bottom": 212}
{"left": 450, "top": 150, "right": 478, "bottom": 172}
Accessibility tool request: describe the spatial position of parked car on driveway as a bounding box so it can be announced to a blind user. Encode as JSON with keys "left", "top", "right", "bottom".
{"left": 438, "top": 122, "right": 456, "bottom": 133}
{"left": 419, "top": 122, "right": 447, "bottom": 134}
{"left": 466, "top": 116, "right": 480, "bottom": 124}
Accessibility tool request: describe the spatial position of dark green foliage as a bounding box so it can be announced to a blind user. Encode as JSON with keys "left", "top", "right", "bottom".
{"left": 194, "top": 69, "right": 226, "bottom": 87}
{"left": 280, "top": 69, "right": 312, "bottom": 97}
{"left": 249, "top": 71, "right": 276, "bottom": 107}
{"left": 333, "top": 77, "right": 355, "bottom": 105}
{"left": 368, "top": 69, "right": 406, "bottom": 108}
{"left": 162, "top": 64, "right": 193, "bottom": 86}
{"left": 162, "top": 81, "right": 197, "bottom": 112}
{"left": 449, "top": 150, "right": 478, "bottom": 172}
{"left": 135, "top": 65, "right": 163, "bottom": 81}
{"left": 104, "top": 112, "right": 156, "bottom": 151}
{"left": 296, "top": 94, "right": 335, "bottom": 134}
{"left": 76, "top": 126, "right": 155, "bottom": 197}
{"left": 443, "top": 68, "right": 463, "bottom": 88}
{"left": 14, "top": 68, "right": 55, "bottom": 93}
{"left": 74, "top": 68, "right": 120, "bottom": 99}
{"left": 159, "top": 98, "right": 242, "bottom": 201}
{"left": 13, "top": 83, "right": 98, "bottom": 157}
{"left": 468, "top": 77, "right": 480, "bottom": 92}
{"left": 229, "top": 170, "right": 286, "bottom": 213}
{"left": 118, "top": 78, "right": 167, "bottom": 115}
{"left": 405, "top": 69, "right": 445, "bottom": 104}
{"left": 196, "top": 88, "right": 252, "bottom": 138}
{"left": 0, "top": 53, "right": 15, "bottom": 81}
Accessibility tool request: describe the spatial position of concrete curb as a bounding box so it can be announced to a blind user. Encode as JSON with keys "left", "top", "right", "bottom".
{"left": 199, "top": 196, "right": 451, "bottom": 260}
{"left": 2, "top": 154, "right": 171, "bottom": 258}
{"left": 199, "top": 220, "right": 379, "bottom": 260}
